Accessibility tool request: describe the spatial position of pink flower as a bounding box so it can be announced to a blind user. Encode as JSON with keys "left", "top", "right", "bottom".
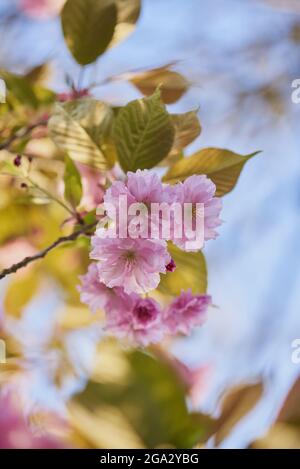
{"left": 57, "top": 89, "right": 90, "bottom": 103}
{"left": 79, "top": 263, "right": 164, "bottom": 345}
{"left": 127, "top": 170, "right": 170, "bottom": 204}
{"left": 0, "top": 392, "right": 66, "bottom": 449}
{"left": 103, "top": 180, "right": 135, "bottom": 223}
{"left": 90, "top": 237, "right": 170, "bottom": 294}
{"left": 172, "top": 175, "right": 222, "bottom": 251}
{"left": 167, "top": 358, "right": 213, "bottom": 407}
{"left": 78, "top": 263, "right": 132, "bottom": 314}
{"left": 104, "top": 169, "right": 170, "bottom": 206}
{"left": 0, "top": 238, "right": 37, "bottom": 276}
{"left": 78, "top": 263, "right": 109, "bottom": 313}
{"left": 164, "top": 290, "right": 211, "bottom": 335}
{"left": 77, "top": 163, "right": 105, "bottom": 211}
{"left": 103, "top": 170, "right": 173, "bottom": 238}
{"left": 106, "top": 297, "right": 164, "bottom": 347}
{"left": 19, "top": 0, "right": 65, "bottom": 19}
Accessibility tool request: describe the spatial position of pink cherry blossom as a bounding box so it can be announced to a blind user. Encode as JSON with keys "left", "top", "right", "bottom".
{"left": 19, "top": 0, "right": 65, "bottom": 19}
{"left": 104, "top": 169, "right": 170, "bottom": 207}
{"left": 163, "top": 290, "right": 211, "bottom": 335}
{"left": 90, "top": 237, "right": 170, "bottom": 294}
{"left": 103, "top": 180, "right": 135, "bottom": 223}
{"left": 103, "top": 169, "right": 173, "bottom": 238}
{"left": 105, "top": 297, "right": 164, "bottom": 347}
{"left": 172, "top": 175, "right": 222, "bottom": 251}
{"left": 77, "top": 163, "right": 105, "bottom": 211}
{"left": 0, "top": 392, "right": 66, "bottom": 449}
{"left": 78, "top": 263, "right": 111, "bottom": 313}
{"left": 167, "top": 358, "right": 213, "bottom": 407}
{"left": 0, "top": 238, "right": 37, "bottom": 276}
{"left": 78, "top": 263, "right": 134, "bottom": 313}
{"left": 127, "top": 170, "right": 170, "bottom": 204}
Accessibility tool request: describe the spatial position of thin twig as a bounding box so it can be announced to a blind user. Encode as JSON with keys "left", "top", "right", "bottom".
{"left": 27, "top": 176, "right": 76, "bottom": 218}
{"left": 0, "top": 120, "right": 48, "bottom": 151}
{"left": 0, "top": 222, "right": 97, "bottom": 281}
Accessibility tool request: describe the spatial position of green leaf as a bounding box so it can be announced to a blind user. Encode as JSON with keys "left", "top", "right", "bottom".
{"left": 159, "top": 243, "right": 207, "bottom": 297}
{"left": 61, "top": 0, "right": 117, "bottom": 65}
{"left": 73, "top": 350, "right": 213, "bottom": 448}
{"left": 64, "top": 155, "right": 82, "bottom": 208}
{"left": 163, "top": 148, "right": 260, "bottom": 196}
{"left": 0, "top": 160, "right": 23, "bottom": 177}
{"left": 113, "top": 90, "right": 175, "bottom": 172}
{"left": 63, "top": 99, "right": 114, "bottom": 146}
{"left": 48, "top": 100, "right": 113, "bottom": 169}
{"left": 0, "top": 70, "right": 38, "bottom": 108}
{"left": 0, "top": 69, "right": 54, "bottom": 109}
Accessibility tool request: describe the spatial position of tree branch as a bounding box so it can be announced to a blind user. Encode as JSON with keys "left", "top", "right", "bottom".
{"left": 0, "top": 222, "right": 97, "bottom": 281}
{"left": 0, "top": 120, "right": 48, "bottom": 151}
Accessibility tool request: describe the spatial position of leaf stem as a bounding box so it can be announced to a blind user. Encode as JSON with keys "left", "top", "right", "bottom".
{"left": 27, "top": 176, "right": 76, "bottom": 218}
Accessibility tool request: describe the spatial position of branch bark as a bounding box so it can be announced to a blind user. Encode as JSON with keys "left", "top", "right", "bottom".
{"left": 0, "top": 222, "right": 97, "bottom": 281}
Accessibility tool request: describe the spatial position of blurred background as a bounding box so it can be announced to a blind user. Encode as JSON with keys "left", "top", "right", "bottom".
{"left": 0, "top": 0, "right": 300, "bottom": 449}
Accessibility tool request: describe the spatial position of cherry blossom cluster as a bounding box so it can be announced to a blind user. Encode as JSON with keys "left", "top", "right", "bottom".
{"left": 79, "top": 263, "right": 211, "bottom": 347}
{"left": 79, "top": 169, "right": 222, "bottom": 346}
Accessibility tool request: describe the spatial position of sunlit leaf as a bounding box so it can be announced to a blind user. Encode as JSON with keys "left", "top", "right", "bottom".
{"left": 158, "top": 243, "right": 207, "bottom": 297}
{"left": 107, "top": 0, "right": 141, "bottom": 47}
{"left": 48, "top": 100, "right": 113, "bottom": 169}
{"left": 251, "top": 422, "right": 300, "bottom": 449}
{"left": 72, "top": 350, "right": 213, "bottom": 448}
{"left": 172, "top": 110, "right": 201, "bottom": 149}
{"left": 0, "top": 70, "right": 38, "bottom": 108}
{"left": 4, "top": 271, "right": 40, "bottom": 318}
{"left": 61, "top": 0, "right": 117, "bottom": 65}
{"left": 64, "top": 99, "right": 114, "bottom": 146}
{"left": 215, "top": 382, "right": 263, "bottom": 446}
{"left": 0, "top": 204, "right": 45, "bottom": 245}
{"left": 131, "top": 68, "right": 189, "bottom": 104}
{"left": 116, "top": 0, "right": 141, "bottom": 23}
{"left": 25, "top": 64, "right": 49, "bottom": 85}
{"left": 163, "top": 148, "right": 260, "bottom": 196}
{"left": 69, "top": 401, "right": 145, "bottom": 449}
{"left": 0, "top": 69, "right": 55, "bottom": 109}
{"left": 251, "top": 377, "right": 300, "bottom": 449}
{"left": 277, "top": 377, "right": 300, "bottom": 426}
{"left": 0, "top": 159, "right": 23, "bottom": 177}
{"left": 64, "top": 155, "right": 82, "bottom": 209}
{"left": 113, "top": 89, "right": 175, "bottom": 171}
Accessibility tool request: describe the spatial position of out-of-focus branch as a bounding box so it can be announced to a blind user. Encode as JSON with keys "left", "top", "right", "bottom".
{"left": 0, "top": 119, "right": 48, "bottom": 151}
{"left": 0, "top": 222, "right": 97, "bottom": 281}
